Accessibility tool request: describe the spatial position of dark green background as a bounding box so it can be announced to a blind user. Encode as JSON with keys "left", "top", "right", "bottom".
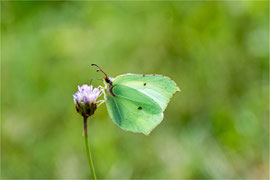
{"left": 1, "top": 1, "right": 269, "bottom": 179}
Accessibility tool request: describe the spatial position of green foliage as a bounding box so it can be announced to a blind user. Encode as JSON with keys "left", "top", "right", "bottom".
{"left": 1, "top": 1, "right": 269, "bottom": 179}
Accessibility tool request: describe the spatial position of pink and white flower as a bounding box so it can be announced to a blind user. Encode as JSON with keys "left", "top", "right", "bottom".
{"left": 73, "top": 85, "right": 100, "bottom": 117}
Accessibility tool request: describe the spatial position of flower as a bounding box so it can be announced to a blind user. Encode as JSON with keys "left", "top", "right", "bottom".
{"left": 73, "top": 84, "right": 100, "bottom": 117}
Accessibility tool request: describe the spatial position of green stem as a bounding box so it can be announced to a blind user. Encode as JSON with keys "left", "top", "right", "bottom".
{"left": 83, "top": 116, "right": 97, "bottom": 180}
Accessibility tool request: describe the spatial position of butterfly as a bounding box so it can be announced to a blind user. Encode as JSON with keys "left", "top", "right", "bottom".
{"left": 92, "top": 64, "right": 180, "bottom": 135}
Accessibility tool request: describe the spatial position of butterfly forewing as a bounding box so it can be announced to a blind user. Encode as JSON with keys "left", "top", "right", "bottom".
{"left": 112, "top": 84, "right": 162, "bottom": 113}
{"left": 113, "top": 74, "right": 180, "bottom": 111}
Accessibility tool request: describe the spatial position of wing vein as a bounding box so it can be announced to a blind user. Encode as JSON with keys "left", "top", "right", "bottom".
{"left": 113, "top": 97, "right": 123, "bottom": 125}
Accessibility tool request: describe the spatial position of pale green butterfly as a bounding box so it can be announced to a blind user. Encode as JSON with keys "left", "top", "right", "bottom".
{"left": 92, "top": 64, "right": 180, "bottom": 135}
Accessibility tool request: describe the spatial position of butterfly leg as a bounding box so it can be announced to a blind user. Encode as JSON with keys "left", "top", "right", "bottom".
{"left": 97, "top": 86, "right": 104, "bottom": 97}
{"left": 97, "top": 100, "right": 105, "bottom": 107}
{"left": 97, "top": 85, "right": 107, "bottom": 100}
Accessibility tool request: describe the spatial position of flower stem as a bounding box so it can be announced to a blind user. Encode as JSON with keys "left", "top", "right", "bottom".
{"left": 83, "top": 116, "right": 97, "bottom": 180}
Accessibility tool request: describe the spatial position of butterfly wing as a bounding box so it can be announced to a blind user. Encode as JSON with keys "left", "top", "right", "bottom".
{"left": 105, "top": 74, "right": 180, "bottom": 135}
{"left": 105, "top": 84, "right": 163, "bottom": 135}
{"left": 113, "top": 73, "right": 180, "bottom": 111}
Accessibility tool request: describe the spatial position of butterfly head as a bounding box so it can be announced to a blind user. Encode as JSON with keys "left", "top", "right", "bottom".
{"left": 104, "top": 77, "right": 115, "bottom": 86}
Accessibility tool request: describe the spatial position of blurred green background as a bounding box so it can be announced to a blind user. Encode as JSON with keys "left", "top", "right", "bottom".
{"left": 1, "top": 1, "right": 269, "bottom": 179}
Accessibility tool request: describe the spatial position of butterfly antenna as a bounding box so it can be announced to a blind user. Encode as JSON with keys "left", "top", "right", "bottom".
{"left": 91, "top": 64, "right": 109, "bottom": 79}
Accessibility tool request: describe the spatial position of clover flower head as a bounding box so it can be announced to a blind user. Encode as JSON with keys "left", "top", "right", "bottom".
{"left": 73, "top": 84, "right": 100, "bottom": 117}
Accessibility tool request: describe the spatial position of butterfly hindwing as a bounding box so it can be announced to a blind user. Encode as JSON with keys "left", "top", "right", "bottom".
{"left": 105, "top": 85, "right": 163, "bottom": 135}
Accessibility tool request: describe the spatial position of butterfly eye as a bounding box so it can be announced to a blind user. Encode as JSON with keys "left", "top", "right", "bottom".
{"left": 143, "top": 83, "right": 146, "bottom": 86}
{"left": 138, "top": 106, "right": 142, "bottom": 110}
{"left": 105, "top": 78, "right": 111, "bottom": 83}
